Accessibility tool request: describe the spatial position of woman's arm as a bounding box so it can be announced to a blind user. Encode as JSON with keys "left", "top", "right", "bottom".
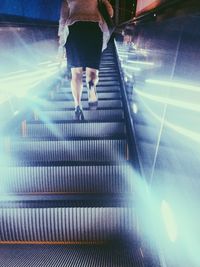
{"left": 58, "top": 0, "right": 69, "bottom": 43}
{"left": 102, "top": 0, "right": 114, "bottom": 18}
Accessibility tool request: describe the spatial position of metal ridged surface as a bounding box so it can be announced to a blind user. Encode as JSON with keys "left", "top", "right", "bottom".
{"left": 32, "top": 109, "right": 124, "bottom": 122}
{"left": 25, "top": 122, "right": 125, "bottom": 138}
{"left": 0, "top": 43, "right": 150, "bottom": 266}
{"left": 0, "top": 244, "right": 145, "bottom": 267}
{"left": 50, "top": 92, "right": 121, "bottom": 101}
{"left": 1, "top": 164, "right": 134, "bottom": 193}
{"left": 39, "top": 100, "right": 123, "bottom": 110}
{"left": 59, "top": 85, "right": 120, "bottom": 93}
{"left": 0, "top": 208, "right": 136, "bottom": 242}
{"left": 7, "top": 139, "right": 128, "bottom": 162}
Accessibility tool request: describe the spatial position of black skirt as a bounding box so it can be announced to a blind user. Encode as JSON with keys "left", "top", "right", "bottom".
{"left": 65, "top": 22, "right": 103, "bottom": 70}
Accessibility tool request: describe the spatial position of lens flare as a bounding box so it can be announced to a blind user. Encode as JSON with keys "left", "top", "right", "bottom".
{"left": 161, "top": 200, "right": 178, "bottom": 242}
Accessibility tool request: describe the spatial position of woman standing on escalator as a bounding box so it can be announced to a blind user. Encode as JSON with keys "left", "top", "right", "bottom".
{"left": 58, "top": 0, "right": 114, "bottom": 120}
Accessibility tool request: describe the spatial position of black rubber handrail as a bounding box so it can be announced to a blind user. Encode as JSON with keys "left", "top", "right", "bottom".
{"left": 113, "top": 41, "right": 143, "bottom": 176}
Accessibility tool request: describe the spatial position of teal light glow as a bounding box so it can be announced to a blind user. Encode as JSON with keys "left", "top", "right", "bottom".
{"left": 161, "top": 200, "right": 178, "bottom": 242}
{"left": 122, "top": 64, "right": 141, "bottom": 71}
{"left": 0, "top": 62, "right": 59, "bottom": 98}
{"left": 132, "top": 102, "right": 138, "bottom": 114}
{"left": 127, "top": 60, "right": 155, "bottom": 66}
{"left": 134, "top": 88, "right": 200, "bottom": 144}
{"left": 146, "top": 79, "right": 200, "bottom": 92}
{"left": 135, "top": 88, "right": 200, "bottom": 112}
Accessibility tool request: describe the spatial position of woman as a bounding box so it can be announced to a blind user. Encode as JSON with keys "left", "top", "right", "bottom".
{"left": 58, "top": 0, "right": 114, "bottom": 120}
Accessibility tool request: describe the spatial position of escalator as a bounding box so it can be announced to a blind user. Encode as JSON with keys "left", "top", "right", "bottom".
{"left": 0, "top": 42, "right": 159, "bottom": 266}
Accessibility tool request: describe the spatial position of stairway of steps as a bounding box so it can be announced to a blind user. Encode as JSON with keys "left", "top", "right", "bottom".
{"left": 0, "top": 43, "right": 159, "bottom": 266}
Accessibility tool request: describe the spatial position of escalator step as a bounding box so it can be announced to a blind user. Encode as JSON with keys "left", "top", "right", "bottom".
{"left": 48, "top": 92, "right": 121, "bottom": 101}
{"left": 5, "top": 139, "right": 128, "bottom": 162}
{"left": 99, "top": 70, "right": 118, "bottom": 75}
{"left": 31, "top": 109, "right": 124, "bottom": 122}
{"left": 61, "top": 79, "right": 120, "bottom": 88}
{"left": 1, "top": 164, "right": 134, "bottom": 194}
{"left": 96, "top": 81, "right": 120, "bottom": 86}
{"left": 22, "top": 122, "right": 125, "bottom": 138}
{"left": 58, "top": 85, "right": 121, "bottom": 93}
{"left": 98, "top": 73, "right": 118, "bottom": 78}
{"left": 0, "top": 207, "right": 135, "bottom": 242}
{"left": 99, "top": 69, "right": 117, "bottom": 73}
{"left": 38, "top": 100, "right": 123, "bottom": 110}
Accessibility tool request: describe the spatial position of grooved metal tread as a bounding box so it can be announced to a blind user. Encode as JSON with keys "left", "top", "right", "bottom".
{"left": 0, "top": 43, "right": 144, "bottom": 256}
{"left": 36, "top": 99, "right": 123, "bottom": 110}
{"left": 83, "top": 76, "right": 119, "bottom": 81}
{"left": 1, "top": 163, "right": 135, "bottom": 194}
{"left": 48, "top": 91, "right": 122, "bottom": 101}
{"left": 98, "top": 70, "right": 118, "bottom": 74}
{"left": 3, "top": 138, "right": 128, "bottom": 162}
{"left": 58, "top": 85, "right": 120, "bottom": 93}
{"left": 98, "top": 73, "right": 119, "bottom": 77}
{"left": 0, "top": 244, "right": 146, "bottom": 267}
{"left": 30, "top": 109, "right": 124, "bottom": 122}
{"left": 95, "top": 77, "right": 120, "bottom": 82}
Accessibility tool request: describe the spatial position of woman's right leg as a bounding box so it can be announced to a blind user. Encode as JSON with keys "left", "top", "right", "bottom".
{"left": 71, "top": 67, "right": 84, "bottom": 119}
{"left": 71, "top": 67, "right": 83, "bottom": 107}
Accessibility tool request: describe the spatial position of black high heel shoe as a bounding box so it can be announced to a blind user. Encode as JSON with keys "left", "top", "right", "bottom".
{"left": 74, "top": 106, "right": 84, "bottom": 120}
{"left": 87, "top": 81, "right": 98, "bottom": 109}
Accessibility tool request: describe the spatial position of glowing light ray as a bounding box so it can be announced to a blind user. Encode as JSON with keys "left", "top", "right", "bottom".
{"left": 122, "top": 64, "right": 141, "bottom": 71}
{"left": 127, "top": 60, "right": 155, "bottom": 66}
{"left": 136, "top": 91, "right": 200, "bottom": 144}
{"left": 0, "top": 69, "right": 27, "bottom": 78}
{"left": 28, "top": 97, "right": 64, "bottom": 139}
{"left": 4, "top": 68, "right": 57, "bottom": 87}
{"left": 146, "top": 79, "right": 200, "bottom": 92}
{"left": 135, "top": 89, "right": 200, "bottom": 112}
{"left": 161, "top": 200, "right": 178, "bottom": 242}
{"left": 38, "top": 60, "right": 52, "bottom": 65}
{"left": 47, "top": 62, "right": 60, "bottom": 67}
{"left": 11, "top": 31, "right": 37, "bottom": 66}
{"left": 20, "top": 90, "right": 64, "bottom": 139}
{"left": 0, "top": 65, "right": 59, "bottom": 83}
{"left": 0, "top": 67, "right": 59, "bottom": 100}
{"left": 32, "top": 111, "right": 64, "bottom": 139}
{"left": 124, "top": 71, "right": 133, "bottom": 79}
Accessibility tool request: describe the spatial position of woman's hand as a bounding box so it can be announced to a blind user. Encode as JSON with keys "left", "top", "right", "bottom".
{"left": 57, "top": 45, "right": 66, "bottom": 62}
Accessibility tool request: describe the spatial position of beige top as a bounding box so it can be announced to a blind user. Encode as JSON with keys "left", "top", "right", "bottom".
{"left": 58, "top": 0, "right": 114, "bottom": 50}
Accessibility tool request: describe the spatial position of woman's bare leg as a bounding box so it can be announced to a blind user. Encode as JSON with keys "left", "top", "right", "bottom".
{"left": 86, "top": 67, "right": 99, "bottom": 104}
{"left": 71, "top": 67, "right": 83, "bottom": 107}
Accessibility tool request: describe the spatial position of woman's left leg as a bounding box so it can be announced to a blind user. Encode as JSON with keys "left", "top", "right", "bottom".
{"left": 86, "top": 67, "right": 99, "bottom": 107}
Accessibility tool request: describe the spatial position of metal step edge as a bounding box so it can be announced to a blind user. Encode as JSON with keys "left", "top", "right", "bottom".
{"left": 0, "top": 193, "right": 135, "bottom": 208}
{"left": 38, "top": 107, "right": 124, "bottom": 111}
{"left": 4, "top": 136, "right": 127, "bottom": 142}
{"left": 28, "top": 109, "right": 125, "bottom": 122}
{"left": 39, "top": 99, "right": 123, "bottom": 105}
{"left": 0, "top": 160, "right": 131, "bottom": 168}
{"left": 36, "top": 101, "right": 123, "bottom": 110}
{"left": 57, "top": 88, "right": 121, "bottom": 93}
{"left": 50, "top": 92, "right": 122, "bottom": 98}
{"left": 25, "top": 119, "right": 125, "bottom": 124}
{"left": 47, "top": 97, "right": 122, "bottom": 102}
{"left": 11, "top": 135, "right": 127, "bottom": 141}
